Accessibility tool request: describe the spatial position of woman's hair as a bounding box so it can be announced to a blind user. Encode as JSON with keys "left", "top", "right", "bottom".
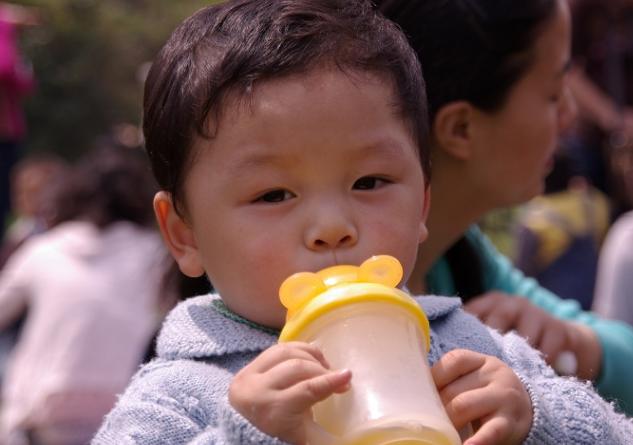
{"left": 48, "top": 147, "right": 158, "bottom": 229}
{"left": 378, "top": 0, "right": 557, "bottom": 118}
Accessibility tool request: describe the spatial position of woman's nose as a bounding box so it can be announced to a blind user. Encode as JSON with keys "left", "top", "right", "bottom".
{"left": 558, "top": 84, "right": 578, "bottom": 134}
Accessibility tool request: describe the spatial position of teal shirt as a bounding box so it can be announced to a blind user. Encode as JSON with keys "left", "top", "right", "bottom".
{"left": 427, "top": 226, "right": 633, "bottom": 415}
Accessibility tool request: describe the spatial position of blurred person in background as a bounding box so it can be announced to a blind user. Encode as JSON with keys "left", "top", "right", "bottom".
{"left": 565, "top": 0, "right": 633, "bottom": 215}
{"left": 513, "top": 151, "right": 610, "bottom": 310}
{"left": 0, "top": 153, "right": 68, "bottom": 268}
{"left": 0, "top": 2, "right": 37, "bottom": 238}
{"left": 593, "top": 210, "right": 633, "bottom": 327}
{"left": 0, "top": 146, "right": 170, "bottom": 445}
{"left": 0, "top": 153, "right": 67, "bottom": 393}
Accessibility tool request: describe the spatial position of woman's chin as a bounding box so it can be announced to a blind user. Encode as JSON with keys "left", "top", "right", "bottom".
{"left": 504, "top": 183, "right": 544, "bottom": 208}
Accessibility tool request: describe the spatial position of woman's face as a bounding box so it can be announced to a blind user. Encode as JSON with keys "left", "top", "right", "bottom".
{"left": 468, "top": 0, "right": 573, "bottom": 208}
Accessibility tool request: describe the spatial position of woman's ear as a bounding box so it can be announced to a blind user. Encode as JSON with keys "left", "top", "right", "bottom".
{"left": 432, "top": 101, "right": 475, "bottom": 161}
{"left": 154, "top": 191, "right": 205, "bottom": 278}
{"left": 418, "top": 185, "right": 431, "bottom": 243}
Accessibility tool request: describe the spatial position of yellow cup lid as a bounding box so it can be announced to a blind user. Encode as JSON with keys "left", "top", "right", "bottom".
{"left": 278, "top": 255, "right": 430, "bottom": 349}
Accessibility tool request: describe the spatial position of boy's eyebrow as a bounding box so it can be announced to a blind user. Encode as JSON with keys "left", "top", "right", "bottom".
{"left": 226, "top": 138, "right": 413, "bottom": 175}
{"left": 225, "top": 151, "right": 291, "bottom": 175}
{"left": 357, "top": 139, "right": 412, "bottom": 158}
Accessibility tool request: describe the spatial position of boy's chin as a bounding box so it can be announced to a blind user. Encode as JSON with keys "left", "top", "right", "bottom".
{"left": 242, "top": 306, "right": 287, "bottom": 330}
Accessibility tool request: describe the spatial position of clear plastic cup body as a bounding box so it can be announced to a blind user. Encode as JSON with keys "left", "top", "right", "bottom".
{"left": 294, "top": 301, "right": 462, "bottom": 445}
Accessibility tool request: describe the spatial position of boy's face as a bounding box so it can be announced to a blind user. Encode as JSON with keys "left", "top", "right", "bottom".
{"left": 157, "top": 69, "right": 429, "bottom": 329}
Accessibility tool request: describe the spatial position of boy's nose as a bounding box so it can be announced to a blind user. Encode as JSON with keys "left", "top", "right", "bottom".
{"left": 305, "top": 215, "right": 358, "bottom": 251}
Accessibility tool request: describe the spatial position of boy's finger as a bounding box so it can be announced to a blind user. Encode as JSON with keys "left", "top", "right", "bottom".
{"left": 431, "top": 349, "right": 486, "bottom": 391}
{"left": 285, "top": 369, "right": 352, "bottom": 411}
{"left": 442, "top": 387, "right": 499, "bottom": 430}
{"left": 264, "top": 358, "right": 330, "bottom": 390}
{"left": 437, "top": 369, "right": 487, "bottom": 408}
{"left": 463, "top": 416, "right": 511, "bottom": 445}
{"left": 252, "top": 342, "right": 330, "bottom": 373}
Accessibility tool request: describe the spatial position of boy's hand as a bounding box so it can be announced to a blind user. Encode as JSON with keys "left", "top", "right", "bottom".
{"left": 229, "top": 342, "right": 351, "bottom": 444}
{"left": 464, "top": 291, "right": 601, "bottom": 380}
{"left": 432, "top": 349, "right": 532, "bottom": 445}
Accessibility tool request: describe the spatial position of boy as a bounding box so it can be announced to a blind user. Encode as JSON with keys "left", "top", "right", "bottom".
{"left": 94, "top": 1, "right": 633, "bottom": 444}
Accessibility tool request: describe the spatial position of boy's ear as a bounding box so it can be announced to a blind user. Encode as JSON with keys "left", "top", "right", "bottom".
{"left": 418, "top": 185, "right": 431, "bottom": 243}
{"left": 154, "top": 191, "right": 205, "bottom": 278}
{"left": 432, "top": 101, "right": 474, "bottom": 161}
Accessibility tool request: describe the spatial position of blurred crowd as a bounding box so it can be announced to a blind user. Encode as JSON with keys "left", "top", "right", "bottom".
{"left": 0, "top": 0, "right": 632, "bottom": 443}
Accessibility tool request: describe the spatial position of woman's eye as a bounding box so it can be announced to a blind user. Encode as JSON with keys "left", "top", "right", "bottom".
{"left": 254, "top": 189, "right": 294, "bottom": 203}
{"left": 353, "top": 176, "right": 388, "bottom": 190}
{"left": 549, "top": 94, "right": 561, "bottom": 103}
{"left": 549, "top": 87, "right": 563, "bottom": 103}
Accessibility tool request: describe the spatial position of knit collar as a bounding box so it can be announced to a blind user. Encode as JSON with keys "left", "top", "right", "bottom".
{"left": 156, "top": 294, "right": 462, "bottom": 361}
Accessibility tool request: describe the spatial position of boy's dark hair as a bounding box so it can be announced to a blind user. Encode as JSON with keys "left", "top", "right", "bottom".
{"left": 143, "top": 0, "right": 429, "bottom": 215}
{"left": 378, "top": 0, "right": 556, "bottom": 119}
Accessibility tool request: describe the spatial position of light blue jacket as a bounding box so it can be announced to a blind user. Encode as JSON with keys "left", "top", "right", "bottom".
{"left": 427, "top": 226, "right": 633, "bottom": 414}
{"left": 93, "top": 295, "right": 633, "bottom": 444}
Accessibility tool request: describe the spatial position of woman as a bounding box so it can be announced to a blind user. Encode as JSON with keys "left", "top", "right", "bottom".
{"left": 378, "top": 0, "right": 633, "bottom": 414}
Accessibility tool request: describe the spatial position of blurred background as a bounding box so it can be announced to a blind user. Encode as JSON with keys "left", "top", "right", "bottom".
{"left": 6, "top": 0, "right": 216, "bottom": 159}
{"left": 0, "top": 2, "right": 217, "bottom": 444}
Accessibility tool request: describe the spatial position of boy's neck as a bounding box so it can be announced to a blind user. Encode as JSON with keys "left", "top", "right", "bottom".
{"left": 212, "top": 299, "right": 281, "bottom": 337}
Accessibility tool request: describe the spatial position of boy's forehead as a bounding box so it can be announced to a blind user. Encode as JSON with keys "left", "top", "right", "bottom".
{"left": 187, "top": 67, "right": 422, "bottom": 174}
{"left": 211, "top": 68, "right": 402, "bottom": 132}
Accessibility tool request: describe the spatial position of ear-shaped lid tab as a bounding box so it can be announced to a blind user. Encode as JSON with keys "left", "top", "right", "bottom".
{"left": 358, "top": 255, "right": 403, "bottom": 288}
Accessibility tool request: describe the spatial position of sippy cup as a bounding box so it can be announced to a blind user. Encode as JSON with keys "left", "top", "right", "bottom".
{"left": 278, "top": 255, "right": 462, "bottom": 445}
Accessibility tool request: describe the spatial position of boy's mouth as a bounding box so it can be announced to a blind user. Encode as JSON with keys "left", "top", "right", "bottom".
{"left": 331, "top": 250, "right": 341, "bottom": 267}
{"left": 314, "top": 250, "right": 372, "bottom": 271}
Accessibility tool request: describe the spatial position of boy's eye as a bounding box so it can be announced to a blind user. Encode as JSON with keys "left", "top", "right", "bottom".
{"left": 353, "top": 176, "right": 389, "bottom": 190}
{"left": 253, "top": 189, "right": 295, "bottom": 203}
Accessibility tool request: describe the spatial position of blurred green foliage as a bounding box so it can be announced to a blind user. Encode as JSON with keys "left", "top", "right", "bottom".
{"left": 12, "top": 0, "right": 219, "bottom": 159}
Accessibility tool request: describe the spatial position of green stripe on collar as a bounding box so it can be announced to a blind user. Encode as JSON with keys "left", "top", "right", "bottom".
{"left": 211, "top": 299, "right": 281, "bottom": 337}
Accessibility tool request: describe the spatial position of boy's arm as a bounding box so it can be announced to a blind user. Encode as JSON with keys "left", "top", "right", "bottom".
{"left": 489, "top": 328, "right": 633, "bottom": 444}
{"left": 92, "top": 359, "right": 289, "bottom": 445}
